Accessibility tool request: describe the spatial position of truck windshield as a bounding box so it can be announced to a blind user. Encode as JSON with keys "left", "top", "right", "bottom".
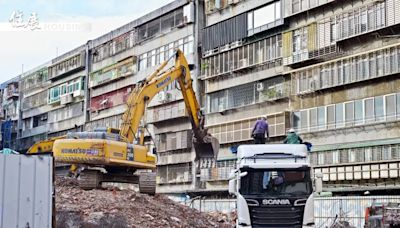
{"left": 239, "top": 168, "right": 312, "bottom": 196}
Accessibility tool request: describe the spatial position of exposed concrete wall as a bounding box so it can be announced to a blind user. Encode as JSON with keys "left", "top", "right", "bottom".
{"left": 291, "top": 77, "right": 400, "bottom": 110}
{"left": 303, "top": 121, "right": 400, "bottom": 147}
{"left": 206, "top": 101, "right": 289, "bottom": 125}
{"left": 205, "top": 66, "right": 284, "bottom": 93}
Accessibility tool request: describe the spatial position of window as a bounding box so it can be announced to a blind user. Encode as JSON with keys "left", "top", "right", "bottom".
{"left": 209, "top": 90, "right": 226, "bottom": 113}
{"left": 327, "top": 105, "right": 335, "bottom": 129}
{"left": 365, "top": 148, "right": 372, "bottom": 162}
{"left": 254, "top": 4, "right": 275, "bottom": 28}
{"left": 228, "top": 83, "right": 255, "bottom": 108}
{"left": 293, "top": 31, "right": 301, "bottom": 53}
{"left": 48, "top": 87, "right": 60, "bottom": 103}
{"left": 335, "top": 103, "right": 344, "bottom": 128}
{"left": 248, "top": 1, "right": 282, "bottom": 35}
{"left": 292, "top": 0, "right": 300, "bottom": 13}
{"left": 61, "top": 84, "right": 67, "bottom": 95}
{"left": 47, "top": 77, "right": 83, "bottom": 104}
{"left": 365, "top": 98, "right": 374, "bottom": 123}
{"left": 293, "top": 111, "right": 300, "bottom": 130}
{"left": 397, "top": 93, "right": 400, "bottom": 119}
{"left": 202, "top": 34, "right": 282, "bottom": 78}
{"left": 317, "top": 107, "right": 326, "bottom": 130}
{"left": 345, "top": 102, "right": 354, "bottom": 126}
{"left": 354, "top": 100, "right": 364, "bottom": 125}
{"left": 247, "top": 12, "right": 253, "bottom": 30}
{"left": 386, "top": 95, "right": 396, "bottom": 121}
{"left": 139, "top": 53, "right": 147, "bottom": 71}
{"left": 138, "top": 36, "right": 194, "bottom": 71}
{"left": 310, "top": 108, "right": 317, "bottom": 131}
{"left": 300, "top": 110, "right": 309, "bottom": 131}
{"left": 375, "top": 96, "right": 384, "bottom": 121}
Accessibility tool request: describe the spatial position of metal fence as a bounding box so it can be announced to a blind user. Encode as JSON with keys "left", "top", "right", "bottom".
{"left": 0, "top": 154, "right": 53, "bottom": 228}
{"left": 188, "top": 198, "right": 236, "bottom": 214}
{"left": 314, "top": 196, "right": 400, "bottom": 228}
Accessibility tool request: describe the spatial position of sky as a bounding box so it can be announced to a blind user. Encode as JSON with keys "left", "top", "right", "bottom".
{"left": 0, "top": 0, "right": 173, "bottom": 82}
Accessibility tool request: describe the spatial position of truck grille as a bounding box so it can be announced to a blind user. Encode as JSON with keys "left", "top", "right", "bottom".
{"left": 249, "top": 205, "right": 305, "bottom": 228}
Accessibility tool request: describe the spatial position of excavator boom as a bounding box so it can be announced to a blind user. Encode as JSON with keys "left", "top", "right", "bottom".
{"left": 118, "top": 49, "right": 218, "bottom": 159}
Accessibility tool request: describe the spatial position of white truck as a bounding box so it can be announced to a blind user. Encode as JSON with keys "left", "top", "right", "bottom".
{"left": 229, "top": 144, "right": 322, "bottom": 228}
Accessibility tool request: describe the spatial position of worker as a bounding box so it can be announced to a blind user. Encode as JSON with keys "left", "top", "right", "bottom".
{"left": 283, "top": 128, "right": 303, "bottom": 144}
{"left": 251, "top": 117, "right": 269, "bottom": 144}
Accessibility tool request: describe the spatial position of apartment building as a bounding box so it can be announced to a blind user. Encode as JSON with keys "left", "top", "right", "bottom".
{"left": 199, "top": 0, "right": 290, "bottom": 192}
{"left": 0, "top": 76, "right": 20, "bottom": 150}
{"left": 19, "top": 63, "right": 50, "bottom": 151}
{"left": 197, "top": 0, "right": 400, "bottom": 195}
{"left": 83, "top": 0, "right": 198, "bottom": 194}
{"left": 46, "top": 46, "right": 87, "bottom": 138}
{"left": 285, "top": 0, "right": 400, "bottom": 194}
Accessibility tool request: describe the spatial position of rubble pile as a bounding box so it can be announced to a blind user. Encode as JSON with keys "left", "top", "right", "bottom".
{"left": 55, "top": 177, "right": 233, "bottom": 228}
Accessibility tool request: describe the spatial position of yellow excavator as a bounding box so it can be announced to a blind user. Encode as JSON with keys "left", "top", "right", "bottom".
{"left": 28, "top": 49, "right": 218, "bottom": 194}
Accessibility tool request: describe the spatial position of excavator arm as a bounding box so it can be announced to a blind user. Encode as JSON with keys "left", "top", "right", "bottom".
{"left": 119, "top": 49, "right": 218, "bottom": 159}
{"left": 27, "top": 135, "right": 66, "bottom": 154}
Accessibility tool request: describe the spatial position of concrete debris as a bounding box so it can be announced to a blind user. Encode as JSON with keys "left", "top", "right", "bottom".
{"left": 55, "top": 177, "right": 234, "bottom": 228}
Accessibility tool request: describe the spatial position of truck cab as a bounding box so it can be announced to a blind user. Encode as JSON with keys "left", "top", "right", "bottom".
{"left": 229, "top": 144, "right": 320, "bottom": 228}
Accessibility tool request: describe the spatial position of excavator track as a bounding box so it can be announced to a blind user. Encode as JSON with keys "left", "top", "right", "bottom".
{"left": 138, "top": 172, "right": 156, "bottom": 195}
{"left": 79, "top": 169, "right": 103, "bottom": 190}
{"left": 78, "top": 169, "right": 156, "bottom": 195}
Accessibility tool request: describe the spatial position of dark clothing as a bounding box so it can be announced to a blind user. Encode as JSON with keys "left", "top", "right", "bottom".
{"left": 283, "top": 132, "right": 303, "bottom": 144}
{"left": 253, "top": 133, "right": 266, "bottom": 144}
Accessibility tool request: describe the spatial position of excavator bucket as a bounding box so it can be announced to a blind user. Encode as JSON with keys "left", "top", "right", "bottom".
{"left": 193, "top": 135, "right": 219, "bottom": 160}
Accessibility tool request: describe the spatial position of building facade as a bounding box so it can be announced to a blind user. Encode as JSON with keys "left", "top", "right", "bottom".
{"left": 2, "top": 0, "right": 400, "bottom": 196}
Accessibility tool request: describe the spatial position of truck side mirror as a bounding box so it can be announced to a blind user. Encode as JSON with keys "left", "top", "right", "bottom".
{"left": 228, "top": 179, "right": 236, "bottom": 195}
{"left": 315, "top": 172, "right": 323, "bottom": 193}
{"left": 229, "top": 169, "right": 237, "bottom": 179}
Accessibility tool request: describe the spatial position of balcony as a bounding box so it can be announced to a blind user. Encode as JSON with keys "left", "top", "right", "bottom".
{"left": 49, "top": 52, "right": 85, "bottom": 80}
{"left": 48, "top": 115, "right": 84, "bottom": 133}
{"left": 156, "top": 130, "right": 192, "bottom": 153}
{"left": 149, "top": 101, "right": 186, "bottom": 123}
{"left": 21, "top": 125, "right": 48, "bottom": 138}
{"left": 207, "top": 112, "right": 290, "bottom": 145}
{"left": 157, "top": 164, "right": 193, "bottom": 184}
{"left": 157, "top": 150, "right": 192, "bottom": 166}
{"left": 200, "top": 166, "right": 233, "bottom": 182}
{"left": 89, "top": 56, "right": 136, "bottom": 88}
{"left": 6, "top": 89, "right": 19, "bottom": 99}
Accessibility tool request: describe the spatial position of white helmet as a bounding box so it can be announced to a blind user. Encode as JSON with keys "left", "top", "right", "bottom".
{"left": 288, "top": 128, "right": 295, "bottom": 133}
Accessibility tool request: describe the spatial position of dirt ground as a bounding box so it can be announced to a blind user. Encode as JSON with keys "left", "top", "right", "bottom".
{"left": 55, "top": 177, "right": 234, "bottom": 228}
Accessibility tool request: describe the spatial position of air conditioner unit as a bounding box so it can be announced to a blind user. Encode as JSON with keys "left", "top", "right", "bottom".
{"left": 73, "top": 90, "right": 84, "bottom": 98}
{"left": 60, "top": 94, "right": 73, "bottom": 105}
{"left": 256, "top": 83, "right": 264, "bottom": 92}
